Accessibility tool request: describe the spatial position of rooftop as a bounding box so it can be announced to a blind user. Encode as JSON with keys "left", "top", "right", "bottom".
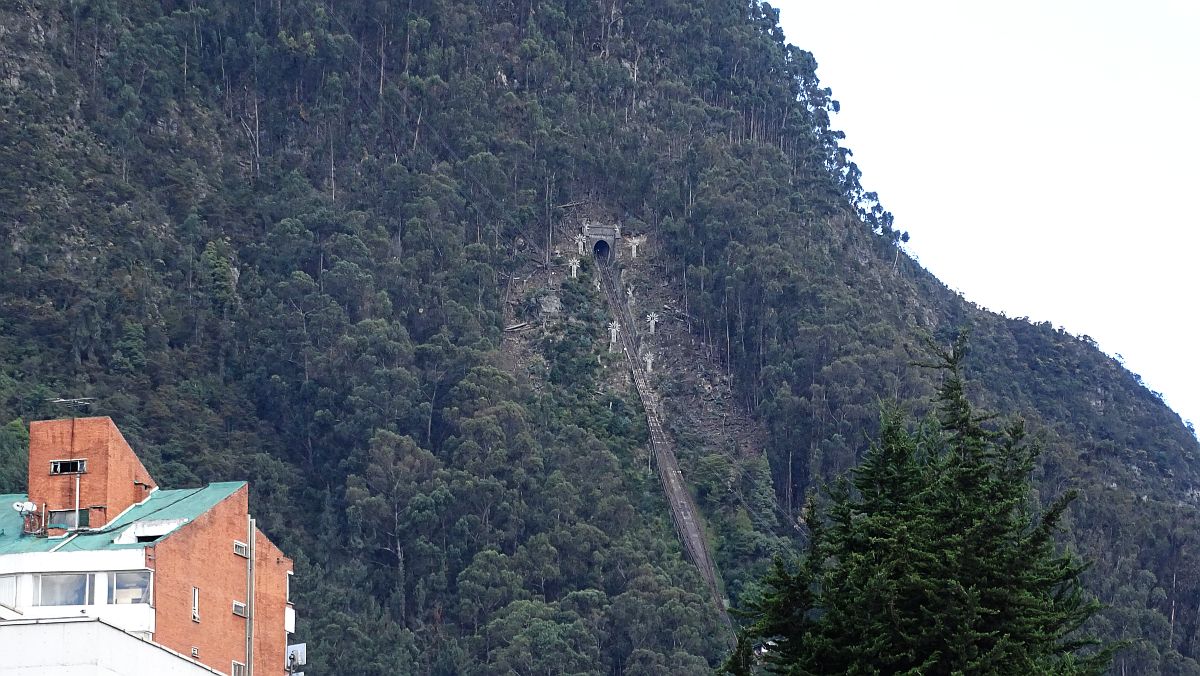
{"left": 0, "top": 616, "right": 225, "bottom": 675}
{"left": 0, "top": 482, "right": 244, "bottom": 555}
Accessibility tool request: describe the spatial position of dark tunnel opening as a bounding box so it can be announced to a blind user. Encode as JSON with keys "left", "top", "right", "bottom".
{"left": 593, "top": 239, "right": 610, "bottom": 262}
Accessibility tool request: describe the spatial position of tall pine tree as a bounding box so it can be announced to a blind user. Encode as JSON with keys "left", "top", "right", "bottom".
{"left": 729, "top": 337, "right": 1117, "bottom": 674}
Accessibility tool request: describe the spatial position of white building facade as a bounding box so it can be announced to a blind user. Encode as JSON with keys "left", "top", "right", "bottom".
{"left": 0, "top": 617, "right": 221, "bottom": 675}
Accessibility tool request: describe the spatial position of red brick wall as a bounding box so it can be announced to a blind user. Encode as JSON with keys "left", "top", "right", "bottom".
{"left": 150, "top": 485, "right": 251, "bottom": 674}
{"left": 254, "top": 531, "right": 294, "bottom": 675}
{"left": 149, "top": 485, "right": 293, "bottom": 676}
{"left": 28, "top": 417, "right": 157, "bottom": 529}
{"left": 103, "top": 421, "right": 157, "bottom": 525}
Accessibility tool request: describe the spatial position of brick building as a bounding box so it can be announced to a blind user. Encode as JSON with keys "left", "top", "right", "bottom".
{"left": 0, "top": 417, "right": 298, "bottom": 676}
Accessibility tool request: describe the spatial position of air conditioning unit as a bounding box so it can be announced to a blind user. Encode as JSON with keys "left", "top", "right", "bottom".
{"left": 287, "top": 643, "right": 308, "bottom": 668}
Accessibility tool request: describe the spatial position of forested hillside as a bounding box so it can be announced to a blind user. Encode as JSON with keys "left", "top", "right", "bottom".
{"left": 1, "top": 1, "right": 1197, "bottom": 673}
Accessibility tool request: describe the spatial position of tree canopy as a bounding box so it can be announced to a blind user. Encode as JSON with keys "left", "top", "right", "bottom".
{"left": 731, "top": 339, "right": 1117, "bottom": 674}
{"left": 0, "top": 1, "right": 1197, "bottom": 673}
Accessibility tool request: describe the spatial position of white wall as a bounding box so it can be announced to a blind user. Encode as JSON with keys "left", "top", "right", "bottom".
{"left": 0, "top": 548, "right": 156, "bottom": 634}
{"left": 0, "top": 548, "right": 146, "bottom": 575}
{"left": 13, "top": 601, "right": 155, "bottom": 634}
{"left": 0, "top": 618, "right": 220, "bottom": 676}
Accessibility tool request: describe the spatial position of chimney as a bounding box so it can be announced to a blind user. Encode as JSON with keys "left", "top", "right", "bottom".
{"left": 27, "top": 417, "right": 158, "bottom": 532}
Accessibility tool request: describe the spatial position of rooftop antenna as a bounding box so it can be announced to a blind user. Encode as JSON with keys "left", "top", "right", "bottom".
{"left": 14, "top": 500, "right": 43, "bottom": 536}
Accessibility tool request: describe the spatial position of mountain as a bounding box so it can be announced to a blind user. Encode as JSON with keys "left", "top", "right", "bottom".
{"left": 1, "top": 1, "right": 1197, "bottom": 673}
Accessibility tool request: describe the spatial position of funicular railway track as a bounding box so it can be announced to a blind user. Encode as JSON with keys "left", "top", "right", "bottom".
{"left": 596, "top": 259, "right": 729, "bottom": 627}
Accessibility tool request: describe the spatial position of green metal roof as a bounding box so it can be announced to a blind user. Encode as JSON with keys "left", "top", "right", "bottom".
{"left": 0, "top": 482, "right": 244, "bottom": 555}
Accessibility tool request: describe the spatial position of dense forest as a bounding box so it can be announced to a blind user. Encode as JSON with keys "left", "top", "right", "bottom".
{"left": 1, "top": 1, "right": 1198, "bottom": 673}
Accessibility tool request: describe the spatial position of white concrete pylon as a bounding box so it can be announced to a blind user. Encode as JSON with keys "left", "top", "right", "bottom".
{"left": 628, "top": 235, "right": 646, "bottom": 259}
{"left": 643, "top": 351, "right": 654, "bottom": 374}
{"left": 568, "top": 257, "right": 580, "bottom": 278}
{"left": 626, "top": 285, "right": 634, "bottom": 305}
{"left": 646, "top": 312, "right": 659, "bottom": 335}
{"left": 573, "top": 234, "right": 587, "bottom": 255}
{"left": 608, "top": 321, "right": 620, "bottom": 352}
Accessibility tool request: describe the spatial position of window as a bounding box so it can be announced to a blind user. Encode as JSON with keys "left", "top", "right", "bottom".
{"left": 0, "top": 575, "right": 15, "bottom": 608}
{"left": 48, "top": 509, "right": 89, "bottom": 529}
{"left": 232, "top": 600, "right": 247, "bottom": 617}
{"left": 287, "top": 571, "right": 293, "bottom": 604}
{"left": 35, "top": 573, "right": 93, "bottom": 606}
{"left": 191, "top": 587, "right": 200, "bottom": 622}
{"left": 231, "top": 662, "right": 247, "bottom": 676}
{"left": 233, "top": 540, "right": 249, "bottom": 558}
{"left": 108, "top": 571, "right": 151, "bottom": 605}
{"left": 49, "top": 459, "right": 86, "bottom": 475}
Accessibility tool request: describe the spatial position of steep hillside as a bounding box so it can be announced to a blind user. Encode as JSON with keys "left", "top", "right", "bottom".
{"left": 1, "top": 1, "right": 1197, "bottom": 673}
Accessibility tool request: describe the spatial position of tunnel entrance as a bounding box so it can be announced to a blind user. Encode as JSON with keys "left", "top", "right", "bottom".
{"left": 593, "top": 239, "right": 610, "bottom": 262}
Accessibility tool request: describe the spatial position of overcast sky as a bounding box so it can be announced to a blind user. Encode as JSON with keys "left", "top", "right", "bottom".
{"left": 775, "top": 1, "right": 1200, "bottom": 430}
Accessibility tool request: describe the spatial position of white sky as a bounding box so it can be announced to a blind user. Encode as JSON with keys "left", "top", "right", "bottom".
{"left": 775, "top": 0, "right": 1200, "bottom": 429}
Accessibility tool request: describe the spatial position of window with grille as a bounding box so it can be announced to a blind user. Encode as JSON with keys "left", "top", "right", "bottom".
{"left": 48, "top": 509, "right": 89, "bottom": 529}
{"left": 232, "top": 600, "right": 247, "bottom": 617}
{"left": 231, "top": 662, "right": 247, "bottom": 676}
{"left": 233, "top": 540, "right": 249, "bottom": 558}
{"left": 50, "top": 459, "right": 86, "bottom": 474}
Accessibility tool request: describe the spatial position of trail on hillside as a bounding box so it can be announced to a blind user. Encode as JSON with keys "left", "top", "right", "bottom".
{"left": 597, "top": 258, "right": 730, "bottom": 627}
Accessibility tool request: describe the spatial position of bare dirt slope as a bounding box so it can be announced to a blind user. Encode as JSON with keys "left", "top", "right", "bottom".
{"left": 499, "top": 216, "right": 782, "bottom": 618}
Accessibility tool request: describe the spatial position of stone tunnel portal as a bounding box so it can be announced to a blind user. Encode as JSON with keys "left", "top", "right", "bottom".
{"left": 593, "top": 239, "right": 611, "bottom": 262}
